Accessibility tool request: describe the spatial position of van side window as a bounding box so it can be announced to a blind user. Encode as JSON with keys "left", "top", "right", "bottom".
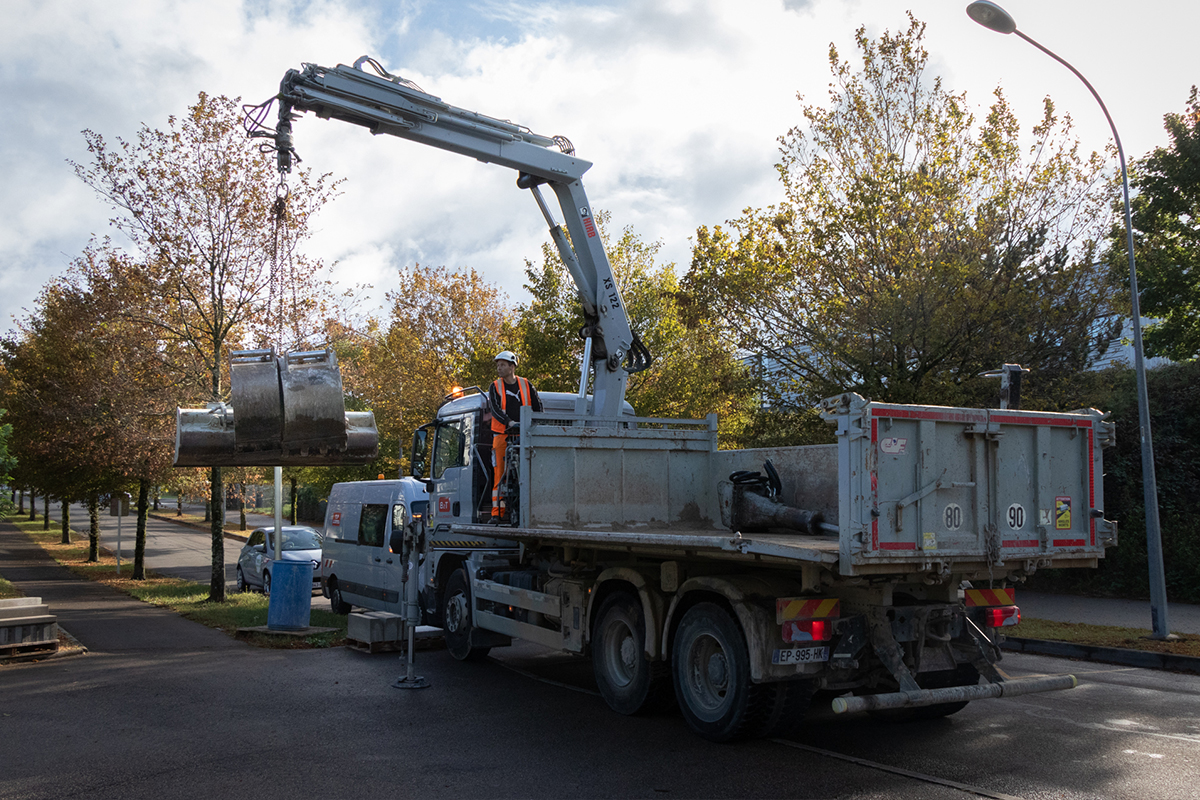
{"left": 359, "top": 504, "right": 388, "bottom": 547}
{"left": 432, "top": 417, "right": 467, "bottom": 479}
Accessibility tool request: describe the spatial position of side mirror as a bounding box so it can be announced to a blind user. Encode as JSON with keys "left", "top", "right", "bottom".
{"left": 410, "top": 427, "right": 430, "bottom": 479}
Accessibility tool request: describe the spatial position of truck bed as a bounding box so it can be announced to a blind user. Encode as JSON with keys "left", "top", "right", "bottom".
{"left": 452, "top": 523, "right": 840, "bottom": 567}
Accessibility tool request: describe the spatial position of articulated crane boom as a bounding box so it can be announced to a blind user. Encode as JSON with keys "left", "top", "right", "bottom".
{"left": 251, "top": 57, "right": 650, "bottom": 417}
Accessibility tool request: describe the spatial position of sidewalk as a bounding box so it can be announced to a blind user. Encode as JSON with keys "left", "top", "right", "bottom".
{"left": 0, "top": 522, "right": 243, "bottom": 654}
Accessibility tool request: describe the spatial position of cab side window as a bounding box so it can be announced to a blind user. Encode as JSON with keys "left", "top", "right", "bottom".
{"left": 432, "top": 418, "right": 467, "bottom": 479}
{"left": 359, "top": 504, "right": 388, "bottom": 547}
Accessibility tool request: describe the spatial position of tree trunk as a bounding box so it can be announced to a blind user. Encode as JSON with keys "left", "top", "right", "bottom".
{"left": 289, "top": 477, "right": 297, "bottom": 525}
{"left": 152, "top": 486, "right": 159, "bottom": 511}
{"left": 88, "top": 495, "right": 100, "bottom": 562}
{"left": 29, "top": 492, "right": 37, "bottom": 521}
{"left": 17, "top": 489, "right": 23, "bottom": 514}
{"left": 43, "top": 495, "right": 50, "bottom": 530}
{"left": 209, "top": 465, "right": 225, "bottom": 602}
{"left": 134, "top": 479, "right": 149, "bottom": 580}
{"left": 177, "top": 492, "right": 183, "bottom": 516}
{"left": 60, "top": 501, "right": 71, "bottom": 544}
{"left": 239, "top": 482, "right": 247, "bottom": 531}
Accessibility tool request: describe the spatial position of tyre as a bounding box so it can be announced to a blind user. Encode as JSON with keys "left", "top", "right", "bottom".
{"left": 671, "top": 602, "right": 768, "bottom": 742}
{"left": 592, "top": 593, "right": 670, "bottom": 715}
{"left": 868, "top": 663, "right": 980, "bottom": 722}
{"left": 262, "top": 571, "right": 271, "bottom": 597}
{"left": 236, "top": 567, "right": 248, "bottom": 593}
{"left": 329, "top": 580, "right": 351, "bottom": 614}
{"left": 443, "top": 569, "right": 490, "bottom": 661}
{"left": 757, "top": 679, "right": 817, "bottom": 738}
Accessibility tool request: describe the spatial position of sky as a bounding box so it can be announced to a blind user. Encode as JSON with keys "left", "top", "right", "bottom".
{"left": 1, "top": 0, "right": 1196, "bottom": 334}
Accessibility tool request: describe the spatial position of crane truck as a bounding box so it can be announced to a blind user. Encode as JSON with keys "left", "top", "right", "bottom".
{"left": 246, "top": 57, "right": 1117, "bottom": 741}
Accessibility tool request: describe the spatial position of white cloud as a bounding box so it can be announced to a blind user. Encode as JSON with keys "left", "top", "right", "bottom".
{"left": 3, "top": 0, "right": 1198, "bottom": 333}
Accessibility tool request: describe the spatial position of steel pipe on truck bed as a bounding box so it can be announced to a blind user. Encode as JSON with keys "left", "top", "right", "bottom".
{"left": 831, "top": 674, "right": 1078, "bottom": 714}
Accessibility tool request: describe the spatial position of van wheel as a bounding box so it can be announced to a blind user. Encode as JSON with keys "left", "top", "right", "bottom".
{"left": 329, "top": 580, "right": 351, "bottom": 614}
{"left": 672, "top": 603, "right": 767, "bottom": 742}
{"left": 592, "top": 592, "right": 670, "bottom": 715}
{"left": 444, "top": 569, "right": 490, "bottom": 661}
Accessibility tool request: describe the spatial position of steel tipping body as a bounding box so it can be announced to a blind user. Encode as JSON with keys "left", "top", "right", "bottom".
{"left": 270, "top": 60, "right": 641, "bottom": 418}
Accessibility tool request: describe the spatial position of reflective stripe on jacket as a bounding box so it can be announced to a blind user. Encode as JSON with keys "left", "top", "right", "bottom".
{"left": 490, "top": 377, "right": 533, "bottom": 433}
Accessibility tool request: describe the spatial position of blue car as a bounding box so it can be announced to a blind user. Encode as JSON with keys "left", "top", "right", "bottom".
{"left": 236, "top": 526, "right": 323, "bottom": 595}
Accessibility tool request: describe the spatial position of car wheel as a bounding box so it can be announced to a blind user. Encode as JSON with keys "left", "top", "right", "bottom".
{"left": 236, "top": 567, "right": 248, "bottom": 593}
{"left": 262, "top": 571, "right": 271, "bottom": 597}
{"left": 329, "top": 580, "right": 351, "bottom": 614}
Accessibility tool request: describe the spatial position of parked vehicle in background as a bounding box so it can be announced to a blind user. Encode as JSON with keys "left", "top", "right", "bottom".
{"left": 236, "top": 526, "right": 323, "bottom": 595}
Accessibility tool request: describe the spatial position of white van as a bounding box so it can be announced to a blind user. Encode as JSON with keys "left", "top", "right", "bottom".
{"left": 319, "top": 478, "right": 429, "bottom": 615}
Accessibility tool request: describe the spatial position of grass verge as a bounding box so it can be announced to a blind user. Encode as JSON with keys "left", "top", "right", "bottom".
{"left": 1008, "top": 617, "right": 1200, "bottom": 658}
{"left": 2, "top": 514, "right": 347, "bottom": 649}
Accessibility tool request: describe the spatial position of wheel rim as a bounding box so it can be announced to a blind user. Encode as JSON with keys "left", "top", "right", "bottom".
{"left": 445, "top": 592, "right": 468, "bottom": 634}
{"left": 685, "top": 633, "right": 731, "bottom": 719}
{"left": 602, "top": 617, "right": 638, "bottom": 688}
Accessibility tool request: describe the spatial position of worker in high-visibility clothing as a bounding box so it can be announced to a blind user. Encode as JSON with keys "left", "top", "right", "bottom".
{"left": 487, "top": 350, "right": 542, "bottom": 522}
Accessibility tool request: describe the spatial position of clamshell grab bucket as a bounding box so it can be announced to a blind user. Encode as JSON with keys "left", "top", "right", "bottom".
{"left": 174, "top": 348, "right": 378, "bottom": 467}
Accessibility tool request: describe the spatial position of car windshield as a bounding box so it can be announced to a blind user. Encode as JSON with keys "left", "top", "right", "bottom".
{"left": 280, "top": 528, "right": 321, "bottom": 550}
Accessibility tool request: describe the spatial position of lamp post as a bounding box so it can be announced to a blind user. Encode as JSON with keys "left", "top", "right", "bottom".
{"left": 965, "top": 1, "right": 1172, "bottom": 639}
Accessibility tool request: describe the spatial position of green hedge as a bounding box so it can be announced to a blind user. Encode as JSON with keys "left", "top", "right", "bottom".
{"left": 1026, "top": 360, "right": 1200, "bottom": 604}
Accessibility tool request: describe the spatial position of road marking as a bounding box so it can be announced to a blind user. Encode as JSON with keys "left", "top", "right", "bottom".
{"left": 771, "top": 739, "right": 1028, "bottom": 800}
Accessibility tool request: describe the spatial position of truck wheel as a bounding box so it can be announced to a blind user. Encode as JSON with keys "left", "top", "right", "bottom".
{"left": 444, "top": 569, "right": 490, "bottom": 662}
{"left": 592, "top": 593, "right": 670, "bottom": 715}
{"left": 912, "top": 664, "right": 979, "bottom": 719}
{"left": 868, "top": 664, "right": 980, "bottom": 722}
{"left": 328, "top": 580, "right": 351, "bottom": 614}
{"left": 672, "top": 602, "right": 768, "bottom": 742}
{"left": 757, "top": 679, "right": 817, "bottom": 737}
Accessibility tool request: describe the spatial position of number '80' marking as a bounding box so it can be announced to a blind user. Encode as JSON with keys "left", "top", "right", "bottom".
{"left": 943, "top": 503, "right": 963, "bottom": 530}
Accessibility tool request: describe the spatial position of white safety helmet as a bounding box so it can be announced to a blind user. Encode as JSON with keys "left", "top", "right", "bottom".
{"left": 495, "top": 350, "right": 518, "bottom": 366}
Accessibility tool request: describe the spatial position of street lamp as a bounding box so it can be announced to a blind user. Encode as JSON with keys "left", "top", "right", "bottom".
{"left": 966, "top": 1, "right": 1173, "bottom": 639}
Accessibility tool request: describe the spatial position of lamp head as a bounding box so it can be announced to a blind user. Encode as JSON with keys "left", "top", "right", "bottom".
{"left": 966, "top": 1, "right": 1017, "bottom": 34}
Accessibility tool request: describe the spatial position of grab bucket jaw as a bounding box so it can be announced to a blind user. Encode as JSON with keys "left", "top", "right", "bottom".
{"left": 174, "top": 348, "right": 378, "bottom": 467}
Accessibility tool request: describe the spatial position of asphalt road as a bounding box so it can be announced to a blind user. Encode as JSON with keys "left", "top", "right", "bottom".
{"left": 3, "top": 522, "right": 1199, "bottom": 799}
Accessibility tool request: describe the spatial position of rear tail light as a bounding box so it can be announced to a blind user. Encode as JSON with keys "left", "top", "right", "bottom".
{"left": 782, "top": 619, "right": 833, "bottom": 642}
{"left": 984, "top": 605, "right": 1020, "bottom": 628}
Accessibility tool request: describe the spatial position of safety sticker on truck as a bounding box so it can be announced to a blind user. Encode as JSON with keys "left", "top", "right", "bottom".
{"left": 1055, "top": 496, "right": 1072, "bottom": 529}
{"left": 772, "top": 646, "right": 829, "bottom": 665}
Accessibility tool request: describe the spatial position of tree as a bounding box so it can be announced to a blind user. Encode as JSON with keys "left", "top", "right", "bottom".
{"left": 73, "top": 93, "right": 340, "bottom": 601}
{"left": 1110, "top": 86, "right": 1200, "bottom": 361}
{"left": 516, "top": 214, "right": 757, "bottom": 440}
{"left": 336, "top": 265, "right": 510, "bottom": 483}
{"left": 685, "top": 15, "right": 1119, "bottom": 409}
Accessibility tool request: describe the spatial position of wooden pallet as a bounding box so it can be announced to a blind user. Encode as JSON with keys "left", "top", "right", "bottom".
{"left": 0, "top": 639, "right": 59, "bottom": 660}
